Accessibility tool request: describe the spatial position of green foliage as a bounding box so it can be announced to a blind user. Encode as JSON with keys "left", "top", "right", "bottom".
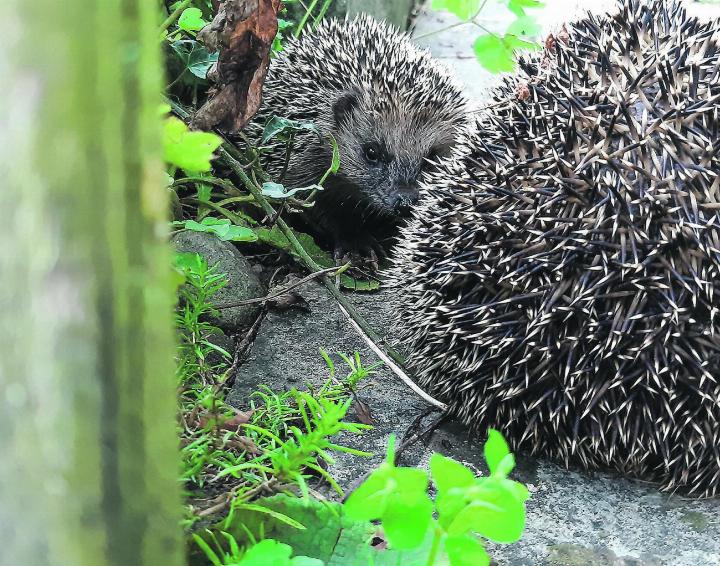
{"left": 253, "top": 227, "right": 380, "bottom": 292}
{"left": 345, "top": 430, "right": 528, "bottom": 565}
{"left": 163, "top": 116, "right": 222, "bottom": 173}
{"left": 473, "top": 34, "right": 537, "bottom": 73}
{"left": 178, "top": 7, "right": 208, "bottom": 32}
{"left": 261, "top": 117, "right": 320, "bottom": 145}
{"left": 176, "top": 217, "right": 259, "bottom": 242}
{"left": 199, "top": 429, "right": 527, "bottom": 565}
{"left": 431, "top": 0, "right": 482, "bottom": 21}
{"left": 169, "top": 40, "right": 218, "bottom": 83}
{"left": 431, "top": 0, "right": 544, "bottom": 73}
{"left": 194, "top": 531, "right": 323, "bottom": 566}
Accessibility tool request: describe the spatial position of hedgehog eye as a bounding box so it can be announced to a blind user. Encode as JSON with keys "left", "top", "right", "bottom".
{"left": 363, "top": 143, "right": 381, "bottom": 164}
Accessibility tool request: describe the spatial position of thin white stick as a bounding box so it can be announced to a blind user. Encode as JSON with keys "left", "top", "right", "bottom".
{"left": 336, "top": 303, "right": 447, "bottom": 410}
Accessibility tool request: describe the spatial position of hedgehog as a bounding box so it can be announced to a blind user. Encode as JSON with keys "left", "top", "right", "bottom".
{"left": 251, "top": 15, "right": 472, "bottom": 262}
{"left": 390, "top": 0, "right": 720, "bottom": 496}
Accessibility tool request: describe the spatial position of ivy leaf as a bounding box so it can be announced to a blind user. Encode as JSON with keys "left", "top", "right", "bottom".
{"left": 445, "top": 534, "right": 490, "bottom": 566}
{"left": 163, "top": 117, "right": 222, "bottom": 172}
{"left": 170, "top": 40, "right": 218, "bottom": 80}
{"left": 506, "top": 14, "right": 541, "bottom": 37}
{"left": 431, "top": 0, "right": 482, "bottom": 21}
{"left": 183, "top": 218, "right": 258, "bottom": 242}
{"left": 261, "top": 182, "right": 323, "bottom": 200}
{"left": 473, "top": 34, "right": 516, "bottom": 73}
{"left": 484, "top": 429, "right": 511, "bottom": 476}
{"left": 261, "top": 116, "right": 320, "bottom": 144}
{"left": 178, "top": 7, "right": 207, "bottom": 32}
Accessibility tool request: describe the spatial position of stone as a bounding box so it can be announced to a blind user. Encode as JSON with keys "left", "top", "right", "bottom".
{"left": 226, "top": 279, "right": 433, "bottom": 489}
{"left": 172, "top": 231, "right": 264, "bottom": 332}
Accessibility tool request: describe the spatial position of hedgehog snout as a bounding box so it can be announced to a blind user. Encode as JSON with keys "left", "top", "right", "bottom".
{"left": 391, "top": 185, "right": 419, "bottom": 217}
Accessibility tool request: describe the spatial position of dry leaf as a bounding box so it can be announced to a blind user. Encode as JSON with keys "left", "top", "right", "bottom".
{"left": 353, "top": 398, "right": 375, "bottom": 425}
{"left": 220, "top": 409, "right": 254, "bottom": 430}
{"left": 193, "top": 0, "right": 281, "bottom": 131}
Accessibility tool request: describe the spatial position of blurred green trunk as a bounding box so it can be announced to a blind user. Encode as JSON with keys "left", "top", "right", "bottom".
{"left": 0, "top": 2, "right": 183, "bottom": 565}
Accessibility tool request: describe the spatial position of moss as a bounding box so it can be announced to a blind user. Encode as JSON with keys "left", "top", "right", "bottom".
{"left": 679, "top": 511, "right": 710, "bottom": 533}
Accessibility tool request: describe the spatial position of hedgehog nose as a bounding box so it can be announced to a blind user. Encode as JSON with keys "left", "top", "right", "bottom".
{"left": 392, "top": 187, "right": 419, "bottom": 216}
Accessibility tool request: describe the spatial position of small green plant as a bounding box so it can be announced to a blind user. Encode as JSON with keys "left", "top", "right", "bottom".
{"left": 194, "top": 531, "right": 323, "bottom": 566}
{"left": 429, "top": 0, "right": 543, "bottom": 73}
{"left": 344, "top": 430, "right": 528, "bottom": 566}
{"left": 195, "top": 430, "right": 528, "bottom": 565}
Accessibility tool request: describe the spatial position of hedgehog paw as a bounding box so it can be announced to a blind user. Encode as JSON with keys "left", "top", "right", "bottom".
{"left": 333, "top": 241, "right": 382, "bottom": 273}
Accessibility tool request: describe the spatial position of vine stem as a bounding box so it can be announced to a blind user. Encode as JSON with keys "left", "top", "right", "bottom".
{"left": 159, "top": 0, "right": 193, "bottom": 34}
{"left": 425, "top": 524, "right": 444, "bottom": 566}
{"left": 413, "top": 0, "right": 492, "bottom": 41}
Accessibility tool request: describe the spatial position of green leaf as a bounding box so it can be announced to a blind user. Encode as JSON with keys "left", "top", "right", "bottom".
{"left": 431, "top": 0, "right": 482, "bottom": 21}
{"left": 173, "top": 251, "right": 204, "bottom": 274}
{"left": 449, "top": 481, "right": 526, "bottom": 542}
{"left": 192, "top": 533, "right": 223, "bottom": 566}
{"left": 430, "top": 453, "right": 476, "bottom": 494}
{"left": 503, "top": 34, "right": 540, "bottom": 51}
{"left": 506, "top": 14, "right": 541, "bottom": 37}
{"left": 507, "top": 0, "right": 544, "bottom": 16}
{"left": 232, "top": 503, "right": 307, "bottom": 530}
{"left": 436, "top": 488, "right": 469, "bottom": 530}
{"left": 473, "top": 34, "right": 516, "bottom": 73}
{"left": 343, "top": 463, "right": 394, "bottom": 520}
{"left": 170, "top": 40, "right": 218, "bottom": 80}
{"left": 163, "top": 117, "right": 222, "bottom": 172}
{"left": 178, "top": 7, "right": 207, "bottom": 32}
{"left": 183, "top": 217, "right": 259, "bottom": 242}
{"left": 261, "top": 116, "right": 320, "bottom": 144}
{"left": 445, "top": 534, "right": 490, "bottom": 566}
{"left": 328, "top": 134, "right": 340, "bottom": 174}
{"left": 262, "top": 182, "right": 323, "bottom": 200}
{"left": 239, "top": 539, "right": 324, "bottom": 566}
{"left": 381, "top": 495, "right": 433, "bottom": 550}
{"left": 224, "top": 494, "right": 374, "bottom": 564}
{"left": 484, "top": 429, "right": 511, "bottom": 476}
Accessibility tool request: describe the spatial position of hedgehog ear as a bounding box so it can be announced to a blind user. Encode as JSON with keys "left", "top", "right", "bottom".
{"left": 333, "top": 91, "right": 359, "bottom": 127}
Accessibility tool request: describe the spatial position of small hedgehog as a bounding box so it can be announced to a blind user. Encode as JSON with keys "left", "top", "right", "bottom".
{"left": 391, "top": 0, "right": 720, "bottom": 496}
{"left": 252, "top": 15, "right": 471, "bottom": 261}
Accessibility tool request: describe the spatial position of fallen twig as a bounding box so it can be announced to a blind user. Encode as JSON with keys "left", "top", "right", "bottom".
{"left": 214, "top": 264, "right": 346, "bottom": 309}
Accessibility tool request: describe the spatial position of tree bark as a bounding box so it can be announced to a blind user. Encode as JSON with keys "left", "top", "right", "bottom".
{"left": 0, "top": 2, "right": 183, "bottom": 565}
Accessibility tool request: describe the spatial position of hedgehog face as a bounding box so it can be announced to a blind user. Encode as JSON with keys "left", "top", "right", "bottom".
{"left": 330, "top": 91, "right": 457, "bottom": 219}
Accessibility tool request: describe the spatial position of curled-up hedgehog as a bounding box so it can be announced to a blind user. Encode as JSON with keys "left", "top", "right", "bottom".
{"left": 390, "top": 0, "right": 720, "bottom": 496}
{"left": 251, "top": 15, "right": 471, "bottom": 263}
